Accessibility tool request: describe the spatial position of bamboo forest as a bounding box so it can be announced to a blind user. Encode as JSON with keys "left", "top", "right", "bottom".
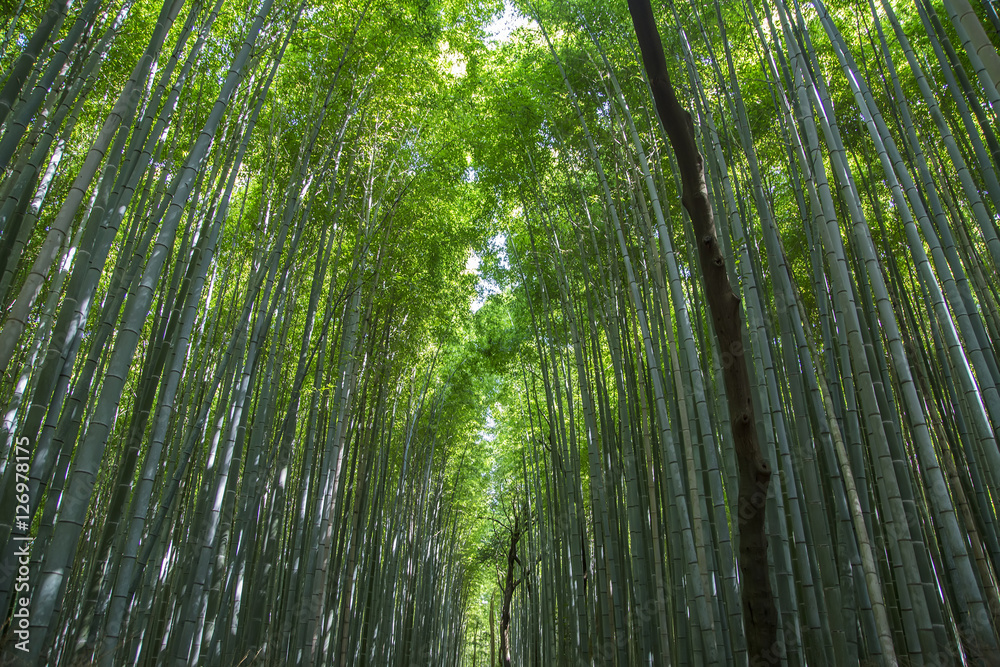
{"left": 4, "top": 0, "right": 1000, "bottom": 663}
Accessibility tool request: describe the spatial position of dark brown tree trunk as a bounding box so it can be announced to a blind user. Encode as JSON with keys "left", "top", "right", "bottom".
{"left": 625, "top": 0, "right": 779, "bottom": 662}
{"left": 499, "top": 514, "right": 521, "bottom": 667}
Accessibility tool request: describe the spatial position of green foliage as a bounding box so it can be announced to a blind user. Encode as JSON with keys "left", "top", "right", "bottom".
{"left": 4, "top": 0, "right": 1000, "bottom": 663}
